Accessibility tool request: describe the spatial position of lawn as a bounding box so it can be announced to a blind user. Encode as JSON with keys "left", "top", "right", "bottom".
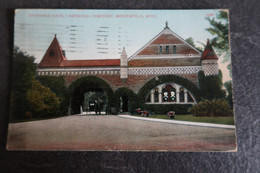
{"left": 135, "top": 114, "right": 235, "bottom": 125}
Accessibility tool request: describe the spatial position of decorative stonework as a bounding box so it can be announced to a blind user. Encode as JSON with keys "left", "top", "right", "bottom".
{"left": 128, "top": 66, "right": 202, "bottom": 75}
{"left": 37, "top": 69, "right": 120, "bottom": 76}
{"left": 202, "top": 59, "right": 219, "bottom": 76}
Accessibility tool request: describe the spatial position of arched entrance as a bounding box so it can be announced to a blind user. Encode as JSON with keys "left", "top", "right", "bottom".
{"left": 114, "top": 87, "right": 138, "bottom": 114}
{"left": 67, "top": 76, "right": 113, "bottom": 115}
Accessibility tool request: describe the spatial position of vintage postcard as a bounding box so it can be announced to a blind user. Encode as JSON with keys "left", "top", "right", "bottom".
{"left": 7, "top": 9, "right": 236, "bottom": 151}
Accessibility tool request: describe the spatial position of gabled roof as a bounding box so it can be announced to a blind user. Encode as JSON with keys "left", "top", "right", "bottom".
{"left": 128, "top": 23, "right": 201, "bottom": 61}
{"left": 201, "top": 39, "right": 218, "bottom": 60}
{"left": 39, "top": 35, "right": 67, "bottom": 67}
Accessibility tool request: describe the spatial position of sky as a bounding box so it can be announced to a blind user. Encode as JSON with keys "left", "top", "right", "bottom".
{"left": 14, "top": 9, "right": 231, "bottom": 82}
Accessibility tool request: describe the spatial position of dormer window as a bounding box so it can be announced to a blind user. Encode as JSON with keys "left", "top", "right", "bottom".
{"left": 173, "top": 45, "right": 176, "bottom": 54}
{"left": 166, "top": 46, "right": 169, "bottom": 54}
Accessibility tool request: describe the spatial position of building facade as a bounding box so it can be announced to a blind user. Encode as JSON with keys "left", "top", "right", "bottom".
{"left": 37, "top": 23, "right": 219, "bottom": 114}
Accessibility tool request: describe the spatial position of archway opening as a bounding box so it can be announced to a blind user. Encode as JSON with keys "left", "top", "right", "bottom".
{"left": 120, "top": 93, "right": 129, "bottom": 112}
{"left": 67, "top": 76, "right": 113, "bottom": 115}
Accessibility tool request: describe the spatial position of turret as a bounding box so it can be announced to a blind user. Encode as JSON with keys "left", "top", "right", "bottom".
{"left": 120, "top": 47, "right": 128, "bottom": 80}
{"left": 201, "top": 39, "right": 219, "bottom": 76}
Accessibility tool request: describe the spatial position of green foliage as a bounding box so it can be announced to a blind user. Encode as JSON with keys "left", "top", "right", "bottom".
{"left": 138, "top": 75, "right": 201, "bottom": 108}
{"left": 144, "top": 104, "right": 192, "bottom": 115}
{"left": 11, "top": 47, "right": 36, "bottom": 92}
{"left": 37, "top": 76, "right": 66, "bottom": 98}
{"left": 224, "top": 80, "right": 233, "bottom": 108}
{"left": 27, "top": 80, "right": 60, "bottom": 117}
{"left": 185, "top": 37, "right": 203, "bottom": 52}
{"left": 189, "top": 99, "right": 232, "bottom": 117}
{"left": 206, "top": 10, "right": 231, "bottom": 76}
{"left": 198, "top": 70, "right": 226, "bottom": 100}
{"left": 37, "top": 76, "right": 67, "bottom": 114}
{"left": 114, "top": 87, "right": 139, "bottom": 113}
{"left": 10, "top": 47, "right": 37, "bottom": 119}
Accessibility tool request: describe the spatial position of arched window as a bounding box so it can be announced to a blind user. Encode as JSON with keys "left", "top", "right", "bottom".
{"left": 162, "top": 85, "right": 176, "bottom": 102}
{"left": 154, "top": 88, "right": 159, "bottom": 103}
{"left": 179, "top": 87, "right": 184, "bottom": 102}
{"left": 187, "top": 92, "right": 194, "bottom": 102}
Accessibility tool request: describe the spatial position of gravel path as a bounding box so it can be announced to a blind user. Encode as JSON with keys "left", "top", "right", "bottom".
{"left": 7, "top": 115, "right": 236, "bottom": 151}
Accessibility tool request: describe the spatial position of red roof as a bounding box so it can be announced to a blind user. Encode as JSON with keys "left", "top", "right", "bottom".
{"left": 61, "top": 59, "right": 120, "bottom": 67}
{"left": 39, "top": 35, "right": 120, "bottom": 68}
{"left": 201, "top": 39, "right": 218, "bottom": 60}
{"left": 39, "top": 35, "right": 67, "bottom": 67}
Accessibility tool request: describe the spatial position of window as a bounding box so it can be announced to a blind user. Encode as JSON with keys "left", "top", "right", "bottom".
{"left": 179, "top": 87, "right": 184, "bottom": 102}
{"left": 187, "top": 92, "right": 194, "bottom": 102}
{"left": 159, "top": 46, "right": 162, "bottom": 54}
{"left": 162, "top": 85, "right": 176, "bottom": 102}
{"left": 154, "top": 88, "right": 159, "bottom": 102}
{"left": 173, "top": 46, "right": 176, "bottom": 54}
{"left": 166, "top": 46, "right": 169, "bottom": 54}
{"left": 49, "top": 49, "right": 55, "bottom": 56}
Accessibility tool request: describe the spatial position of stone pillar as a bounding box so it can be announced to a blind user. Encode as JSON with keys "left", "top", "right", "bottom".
{"left": 176, "top": 92, "right": 180, "bottom": 103}
{"left": 120, "top": 47, "right": 128, "bottom": 80}
{"left": 184, "top": 89, "right": 188, "bottom": 103}
{"left": 151, "top": 91, "right": 154, "bottom": 104}
{"left": 159, "top": 92, "right": 162, "bottom": 103}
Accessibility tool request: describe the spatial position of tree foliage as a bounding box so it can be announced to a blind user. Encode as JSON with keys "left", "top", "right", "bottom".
{"left": 27, "top": 80, "right": 60, "bottom": 117}
{"left": 206, "top": 11, "right": 231, "bottom": 75}
{"left": 224, "top": 80, "right": 233, "bottom": 108}
{"left": 198, "top": 70, "right": 226, "bottom": 100}
{"left": 190, "top": 99, "right": 232, "bottom": 117}
{"left": 185, "top": 37, "right": 203, "bottom": 52}
{"left": 10, "top": 47, "right": 37, "bottom": 119}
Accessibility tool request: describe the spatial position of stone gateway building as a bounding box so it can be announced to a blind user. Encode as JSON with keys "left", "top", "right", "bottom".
{"left": 37, "top": 23, "right": 219, "bottom": 115}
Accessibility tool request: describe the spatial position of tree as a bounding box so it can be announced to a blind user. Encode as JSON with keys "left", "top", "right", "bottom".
{"left": 205, "top": 11, "right": 231, "bottom": 75}
{"left": 27, "top": 80, "right": 60, "bottom": 117}
{"left": 198, "top": 70, "right": 226, "bottom": 100}
{"left": 10, "top": 47, "right": 37, "bottom": 119}
{"left": 185, "top": 37, "right": 203, "bottom": 52}
{"left": 224, "top": 80, "right": 233, "bottom": 108}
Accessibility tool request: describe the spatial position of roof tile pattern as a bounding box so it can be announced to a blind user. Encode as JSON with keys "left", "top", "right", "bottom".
{"left": 201, "top": 39, "right": 218, "bottom": 60}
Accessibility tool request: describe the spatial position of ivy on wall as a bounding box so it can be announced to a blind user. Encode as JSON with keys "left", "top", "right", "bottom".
{"left": 198, "top": 70, "right": 226, "bottom": 100}
{"left": 113, "top": 87, "right": 139, "bottom": 113}
{"left": 138, "top": 74, "right": 201, "bottom": 108}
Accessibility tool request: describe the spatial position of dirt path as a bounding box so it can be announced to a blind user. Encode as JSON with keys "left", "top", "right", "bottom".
{"left": 7, "top": 115, "right": 236, "bottom": 151}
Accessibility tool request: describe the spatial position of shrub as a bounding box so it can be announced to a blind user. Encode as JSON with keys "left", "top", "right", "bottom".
{"left": 27, "top": 80, "right": 60, "bottom": 117}
{"left": 143, "top": 104, "right": 193, "bottom": 115}
{"left": 189, "top": 99, "right": 232, "bottom": 117}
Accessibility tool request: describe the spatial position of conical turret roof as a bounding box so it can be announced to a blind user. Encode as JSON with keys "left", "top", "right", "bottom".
{"left": 39, "top": 35, "right": 67, "bottom": 67}
{"left": 201, "top": 39, "right": 218, "bottom": 60}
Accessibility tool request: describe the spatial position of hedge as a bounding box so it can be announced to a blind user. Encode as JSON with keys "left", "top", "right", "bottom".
{"left": 144, "top": 104, "right": 193, "bottom": 115}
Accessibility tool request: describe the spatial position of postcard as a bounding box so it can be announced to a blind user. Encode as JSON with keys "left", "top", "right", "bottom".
{"left": 7, "top": 9, "right": 236, "bottom": 151}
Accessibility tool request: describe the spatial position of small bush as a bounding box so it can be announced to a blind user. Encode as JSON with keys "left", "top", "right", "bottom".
{"left": 143, "top": 104, "right": 192, "bottom": 115}
{"left": 189, "top": 99, "right": 232, "bottom": 117}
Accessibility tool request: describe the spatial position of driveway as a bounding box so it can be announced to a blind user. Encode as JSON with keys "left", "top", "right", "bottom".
{"left": 7, "top": 115, "right": 236, "bottom": 151}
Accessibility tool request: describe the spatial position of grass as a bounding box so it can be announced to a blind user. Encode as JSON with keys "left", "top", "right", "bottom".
{"left": 133, "top": 114, "right": 235, "bottom": 125}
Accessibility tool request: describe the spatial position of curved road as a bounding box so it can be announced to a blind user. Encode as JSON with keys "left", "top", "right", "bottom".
{"left": 7, "top": 115, "right": 236, "bottom": 151}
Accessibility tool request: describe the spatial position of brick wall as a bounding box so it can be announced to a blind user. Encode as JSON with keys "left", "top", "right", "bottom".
{"left": 64, "top": 73, "right": 198, "bottom": 94}
{"left": 128, "top": 58, "right": 201, "bottom": 67}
